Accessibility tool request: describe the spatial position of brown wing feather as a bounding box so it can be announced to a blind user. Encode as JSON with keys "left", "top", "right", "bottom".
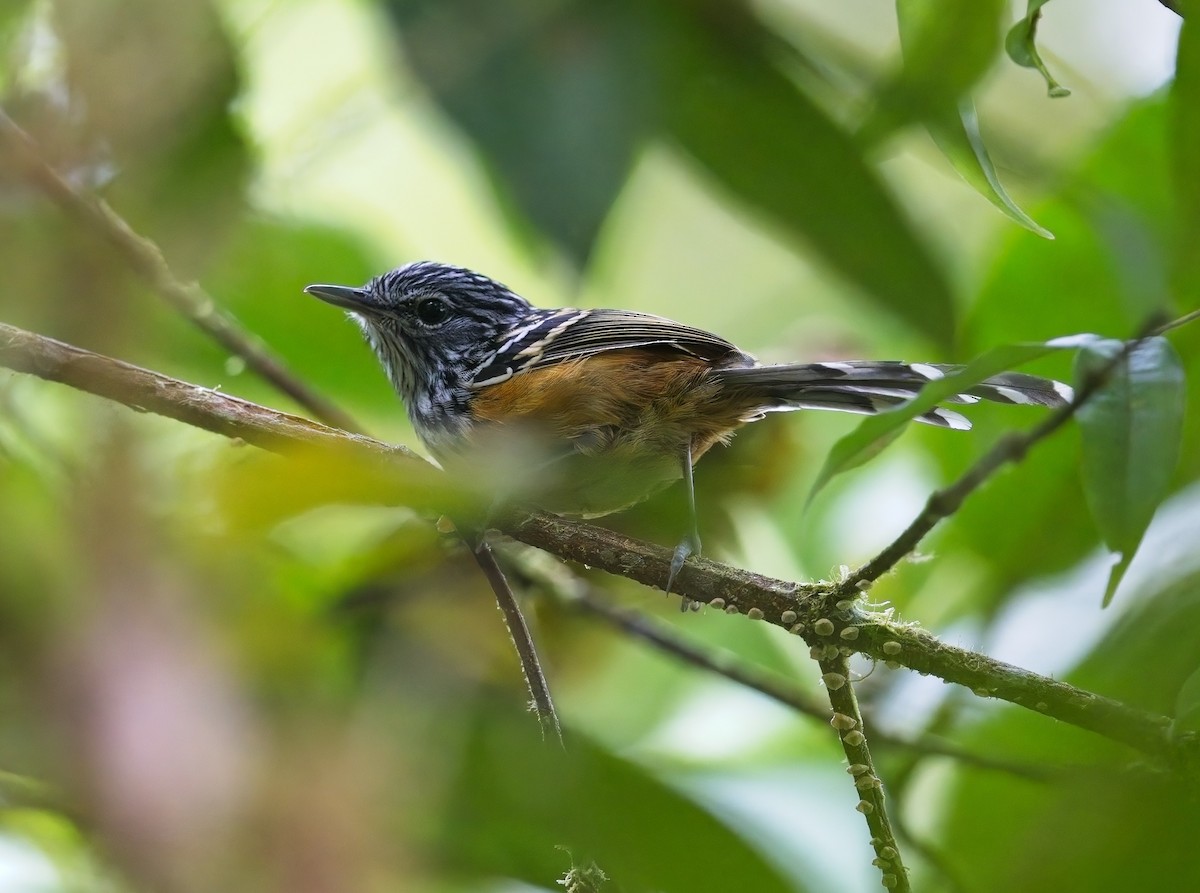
{"left": 529, "top": 309, "right": 753, "bottom": 368}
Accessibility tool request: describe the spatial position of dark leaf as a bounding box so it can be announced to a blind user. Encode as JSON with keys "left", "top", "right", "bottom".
{"left": 440, "top": 701, "right": 804, "bottom": 892}
{"left": 1075, "top": 337, "right": 1186, "bottom": 606}
{"left": 382, "top": 0, "right": 659, "bottom": 266}
{"left": 666, "top": 32, "right": 956, "bottom": 348}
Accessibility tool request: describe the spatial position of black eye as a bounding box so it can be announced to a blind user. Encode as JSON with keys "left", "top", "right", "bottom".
{"left": 415, "top": 297, "right": 450, "bottom": 326}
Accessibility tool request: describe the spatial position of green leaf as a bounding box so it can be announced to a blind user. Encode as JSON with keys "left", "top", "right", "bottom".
{"left": 382, "top": 0, "right": 658, "bottom": 266}
{"left": 1005, "top": 1, "right": 1072, "bottom": 98}
{"left": 806, "top": 335, "right": 1095, "bottom": 504}
{"left": 927, "top": 100, "right": 1053, "bottom": 238}
{"left": 1075, "top": 337, "right": 1187, "bottom": 607}
{"left": 886, "top": 0, "right": 1050, "bottom": 237}
{"left": 1172, "top": 664, "right": 1200, "bottom": 737}
{"left": 667, "top": 37, "right": 956, "bottom": 348}
{"left": 862, "top": 0, "right": 1006, "bottom": 144}
{"left": 441, "top": 703, "right": 804, "bottom": 892}
{"left": 1171, "top": 9, "right": 1200, "bottom": 305}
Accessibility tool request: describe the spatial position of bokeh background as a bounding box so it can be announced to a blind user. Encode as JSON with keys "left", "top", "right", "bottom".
{"left": 1, "top": 1, "right": 1199, "bottom": 891}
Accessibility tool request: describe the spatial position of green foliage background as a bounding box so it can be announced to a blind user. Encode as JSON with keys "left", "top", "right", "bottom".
{"left": 0, "top": 1, "right": 1197, "bottom": 891}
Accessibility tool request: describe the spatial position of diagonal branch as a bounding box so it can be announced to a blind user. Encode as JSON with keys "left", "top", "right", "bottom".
{"left": 0, "top": 321, "right": 1193, "bottom": 769}
{"left": 0, "top": 109, "right": 362, "bottom": 434}
{"left": 847, "top": 311, "right": 1200, "bottom": 590}
{"left": 0, "top": 114, "right": 565, "bottom": 743}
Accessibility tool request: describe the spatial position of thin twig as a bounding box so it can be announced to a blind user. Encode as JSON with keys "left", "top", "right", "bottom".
{"left": 818, "top": 655, "right": 909, "bottom": 892}
{"left": 469, "top": 538, "right": 563, "bottom": 744}
{"left": 1, "top": 321, "right": 1194, "bottom": 769}
{"left": 846, "top": 316, "right": 1180, "bottom": 589}
{"left": 0, "top": 109, "right": 362, "bottom": 434}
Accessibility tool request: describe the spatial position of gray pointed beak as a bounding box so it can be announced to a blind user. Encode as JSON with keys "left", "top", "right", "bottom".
{"left": 304, "top": 283, "right": 379, "bottom": 314}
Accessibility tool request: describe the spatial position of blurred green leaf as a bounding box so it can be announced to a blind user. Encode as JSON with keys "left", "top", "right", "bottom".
{"left": 1005, "top": 1, "right": 1072, "bottom": 98}
{"left": 441, "top": 701, "right": 805, "bottom": 892}
{"left": 1075, "top": 337, "right": 1186, "bottom": 606}
{"left": 937, "top": 560, "right": 1200, "bottom": 891}
{"left": 382, "top": 0, "right": 659, "bottom": 266}
{"left": 385, "top": 0, "right": 956, "bottom": 345}
{"left": 667, "top": 32, "right": 956, "bottom": 348}
{"left": 862, "top": 0, "right": 1005, "bottom": 144}
{"left": 0, "top": 0, "right": 35, "bottom": 89}
{"left": 886, "top": 0, "right": 1049, "bottom": 236}
{"left": 53, "top": 0, "right": 248, "bottom": 274}
{"left": 807, "top": 336, "right": 1092, "bottom": 504}
{"left": 1171, "top": 11, "right": 1200, "bottom": 305}
{"left": 927, "top": 100, "right": 1053, "bottom": 238}
{"left": 1173, "top": 664, "right": 1200, "bottom": 736}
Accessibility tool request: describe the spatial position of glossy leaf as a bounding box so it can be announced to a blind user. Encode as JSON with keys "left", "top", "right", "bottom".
{"left": 1005, "top": 0, "right": 1072, "bottom": 98}
{"left": 1075, "top": 337, "right": 1186, "bottom": 606}
{"left": 806, "top": 336, "right": 1095, "bottom": 504}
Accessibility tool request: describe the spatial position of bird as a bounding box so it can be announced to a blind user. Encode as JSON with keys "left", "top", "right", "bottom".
{"left": 305, "top": 261, "right": 1072, "bottom": 594}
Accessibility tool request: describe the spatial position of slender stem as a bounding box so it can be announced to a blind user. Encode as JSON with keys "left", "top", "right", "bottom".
{"left": 469, "top": 538, "right": 562, "bottom": 745}
{"left": 818, "top": 654, "right": 909, "bottom": 892}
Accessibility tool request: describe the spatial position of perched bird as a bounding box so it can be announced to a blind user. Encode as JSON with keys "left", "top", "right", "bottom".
{"left": 306, "top": 261, "right": 1071, "bottom": 591}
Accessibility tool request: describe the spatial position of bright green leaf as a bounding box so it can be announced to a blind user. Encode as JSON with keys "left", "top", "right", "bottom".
{"left": 1075, "top": 337, "right": 1186, "bottom": 606}
{"left": 1005, "top": 1, "right": 1072, "bottom": 98}
{"left": 807, "top": 335, "right": 1095, "bottom": 504}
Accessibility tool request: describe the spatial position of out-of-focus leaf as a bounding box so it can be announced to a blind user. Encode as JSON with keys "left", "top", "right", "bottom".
{"left": 861, "top": 0, "right": 1005, "bottom": 144}
{"left": 1173, "top": 664, "right": 1200, "bottom": 736}
{"left": 940, "top": 97, "right": 1177, "bottom": 605}
{"left": 806, "top": 336, "right": 1093, "bottom": 503}
{"left": 1005, "top": 0, "right": 1071, "bottom": 98}
{"left": 666, "top": 33, "right": 955, "bottom": 348}
{"left": 1075, "top": 337, "right": 1186, "bottom": 606}
{"left": 198, "top": 217, "right": 391, "bottom": 416}
{"left": 0, "top": 0, "right": 35, "bottom": 88}
{"left": 927, "top": 101, "right": 1053, "bottom": 238}
{"left": 936, "top": 563, "right": 1200, "bottom": 892}
{"left": 1171, "top": 11, "right": 1200, "bottom": 305}
{"left": 52, "top": 0, "right": 248, "bottom": 275}
{"left": 441, "top": 702, "right": 805, "bottom": 892}
{"left": 382, "top": 0, "right": 658, "bottom": 266}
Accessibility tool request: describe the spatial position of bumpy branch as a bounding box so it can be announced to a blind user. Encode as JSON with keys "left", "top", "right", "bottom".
{"left": 1, "top": 320, "right": 1191, "bottom": 769}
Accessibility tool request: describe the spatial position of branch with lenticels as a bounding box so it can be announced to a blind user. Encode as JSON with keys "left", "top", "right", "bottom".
{"left": 1, "top": 320, "right": 1193, "bottom": 771}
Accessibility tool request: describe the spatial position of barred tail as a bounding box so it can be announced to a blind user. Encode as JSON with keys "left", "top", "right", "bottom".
{"left": 715, "top": 361, "right": 1073, "bottom": 430}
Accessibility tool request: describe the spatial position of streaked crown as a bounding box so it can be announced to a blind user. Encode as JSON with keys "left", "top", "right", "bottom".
{"left": 305, "top": 261, "right": 538, "bottom": 448}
